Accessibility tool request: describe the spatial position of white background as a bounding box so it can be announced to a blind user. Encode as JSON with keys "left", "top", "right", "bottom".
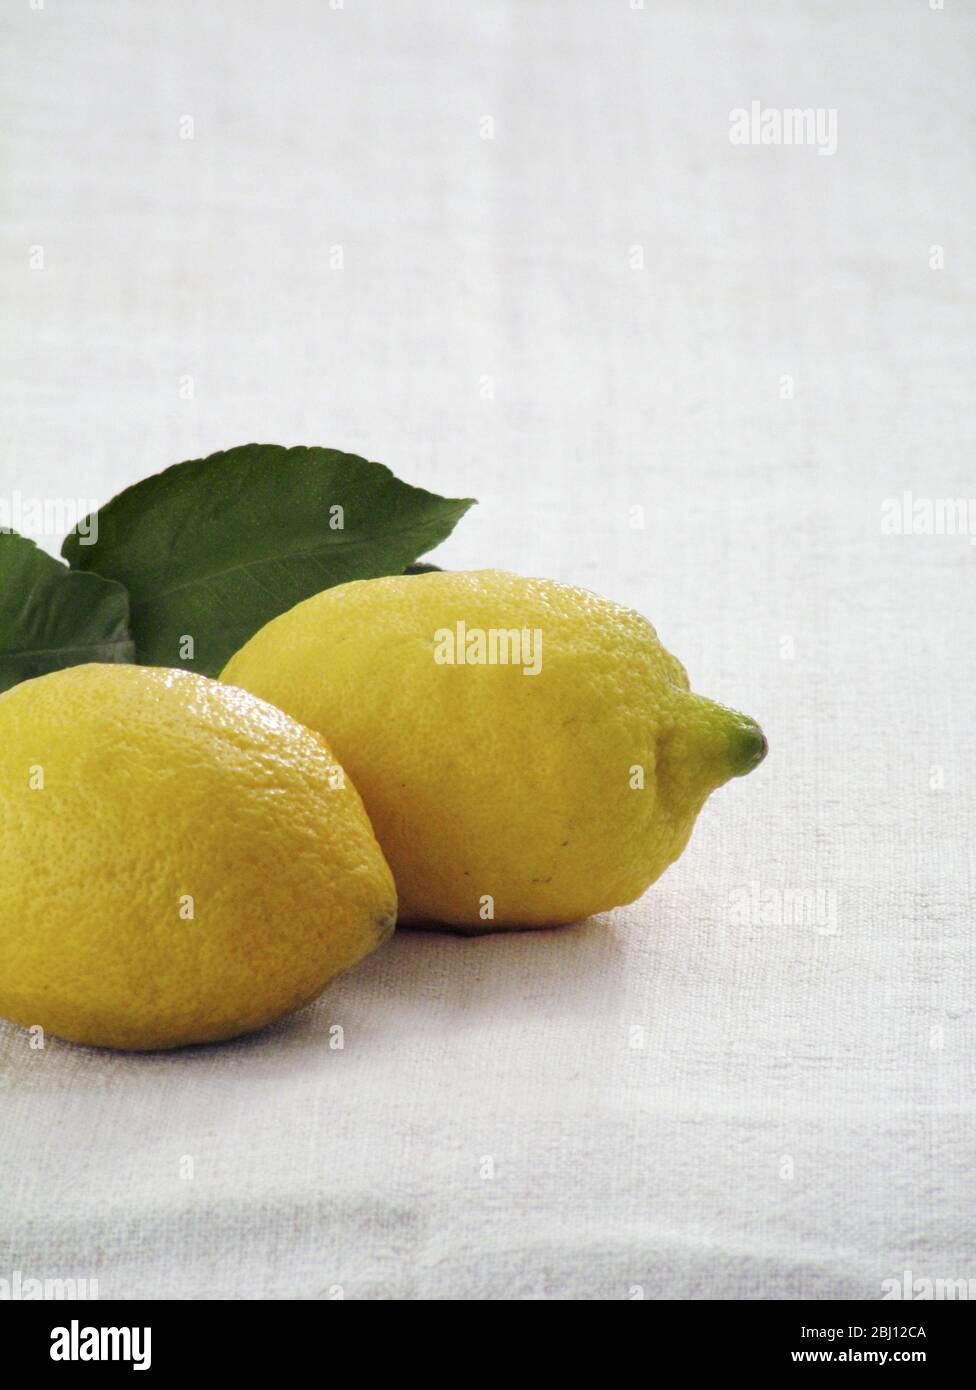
{"left": 1, "top": 0, "right": 974, "bottom": 1299}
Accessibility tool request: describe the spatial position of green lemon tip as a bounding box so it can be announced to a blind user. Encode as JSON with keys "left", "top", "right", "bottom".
{"left": 728, "top": 716, "right": 768, "bottom": 777}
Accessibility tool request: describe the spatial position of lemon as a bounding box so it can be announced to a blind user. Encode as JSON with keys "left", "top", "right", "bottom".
{"left": 222, "top": 570, "right": 766, "bottom": 930}
{"left": 0, "top": 664, "right": 396, "bottom": 1049}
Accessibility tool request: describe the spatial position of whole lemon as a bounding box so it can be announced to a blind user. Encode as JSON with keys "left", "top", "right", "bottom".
{"left": 0, "top": 665, "right": 396, "bottom": 1049}
{"left": 222, "top": 570, "right": 765, "bottom": 930}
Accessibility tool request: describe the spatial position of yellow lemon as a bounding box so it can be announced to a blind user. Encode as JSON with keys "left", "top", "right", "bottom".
{"left": 0, "top": 664, "right": 396, "bottom": 1049}
{"left": 222, "top": 570, "right": 765, "bottom": 930}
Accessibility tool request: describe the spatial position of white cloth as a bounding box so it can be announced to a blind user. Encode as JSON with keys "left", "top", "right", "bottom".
{"left": 1, "top": 0, "right": 973, "bottom": 1300}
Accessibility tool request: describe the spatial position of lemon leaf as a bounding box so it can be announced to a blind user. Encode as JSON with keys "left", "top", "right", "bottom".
{"left": 0, "top": 531, "right": 135, "bottom": 692}
{"left": 62, "top": 444, "right": 476, "bottom": 676}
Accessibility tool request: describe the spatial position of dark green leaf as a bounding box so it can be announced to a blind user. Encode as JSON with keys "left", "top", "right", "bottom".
{"left": 0, "top": 531, "right": 134, "bottom": 692}
{"left": 62, "top": 444, "right": 475, "bottom": 676}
